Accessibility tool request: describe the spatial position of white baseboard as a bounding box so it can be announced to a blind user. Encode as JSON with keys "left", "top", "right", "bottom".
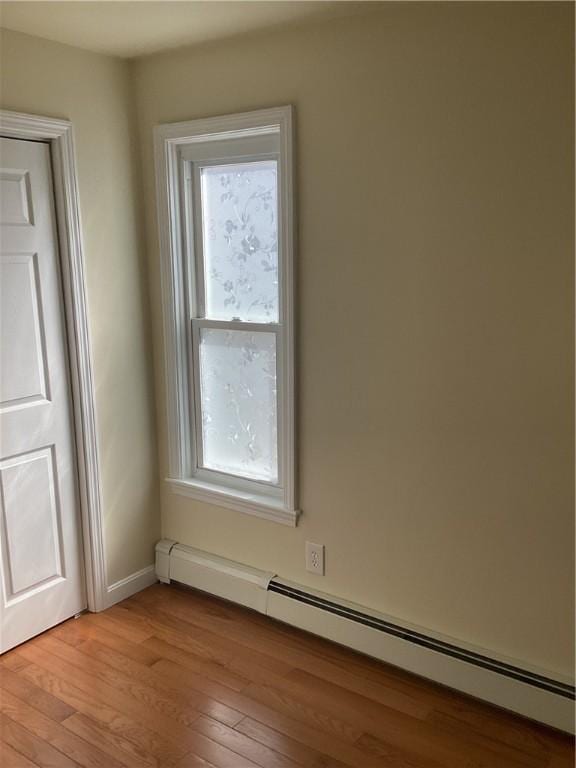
{"left": 155, "top": 539, "right": 575, "bottom": 733}
{"left": 104, "top": 564, "right": 157, "bottom": 609}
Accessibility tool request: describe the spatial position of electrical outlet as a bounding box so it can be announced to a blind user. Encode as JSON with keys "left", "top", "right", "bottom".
{"left": 305, "top": 542, "right": 325, "bottom": 575}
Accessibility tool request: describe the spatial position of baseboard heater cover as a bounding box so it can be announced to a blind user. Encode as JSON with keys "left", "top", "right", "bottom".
{"left": 269, "top": 580, "right": 574, "bottom": 700}
{"left": 155, "top": 540, "right": 575, "bottom": 733}
{"left": 155, "top": 539, "right": 274, "bottom": 613}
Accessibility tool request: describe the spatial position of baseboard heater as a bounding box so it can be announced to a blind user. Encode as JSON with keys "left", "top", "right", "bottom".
{"left": 155, "top": 540, "right": 575, "bottom": 733}
{"left": 269, "top": 580, "right": 574, "bottom": 700}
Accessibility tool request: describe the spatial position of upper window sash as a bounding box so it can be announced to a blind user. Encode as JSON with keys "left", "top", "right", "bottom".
{"left": 187, "top": 153, "right": 282, "bottom": 325}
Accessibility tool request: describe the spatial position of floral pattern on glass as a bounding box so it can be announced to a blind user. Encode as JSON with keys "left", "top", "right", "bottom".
{"left": 200, "top": 161, "right": 279, "bottom": 322}
{"left": 199, "top": 328, "right": 278, "bottom": 483}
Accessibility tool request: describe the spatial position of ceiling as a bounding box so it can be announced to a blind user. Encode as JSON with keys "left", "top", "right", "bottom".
{"left": 0, "top": 1, "right": 370, "bottom": 59}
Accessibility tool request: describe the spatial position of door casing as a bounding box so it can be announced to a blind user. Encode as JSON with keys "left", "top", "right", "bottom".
{"left": 0, "top": 109, "right": 107, "bottom": 612}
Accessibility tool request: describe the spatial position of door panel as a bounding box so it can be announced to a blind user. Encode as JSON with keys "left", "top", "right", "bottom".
{"left": 0, "top": 446, "right": 64, "bottom": 600}
{"left": 1, "top": 252, "right": 49, "bottom": 409}
{"left": 0, "top": 168, "right": 33, "bottom": 225}
{"left": 0, "top": 136, "right": 86, "bottom": 652}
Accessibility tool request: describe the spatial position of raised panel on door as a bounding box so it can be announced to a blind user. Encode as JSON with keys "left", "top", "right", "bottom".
{"left": 0, "top": 168, "right": 33, "bottom": 225}
{"left": 0, "top": 136, "right": 85, "bottom": 652}
{"left": 0, "top": 252, "right": 49, "bottom": 411}
{"left": 0, "top": 446, "right": 64, "bottom": 602}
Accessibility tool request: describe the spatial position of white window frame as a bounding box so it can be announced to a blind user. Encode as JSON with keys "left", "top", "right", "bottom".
{"left": 154, "top": 106, "right": 298, "bottom": 526}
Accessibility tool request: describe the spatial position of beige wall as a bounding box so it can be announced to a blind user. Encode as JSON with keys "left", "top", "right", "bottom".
{"left": 0, "top": 28, "right": 160, "bottom": 585}
{"left": 133, "top": 2, "right": 574, "bottom": 678}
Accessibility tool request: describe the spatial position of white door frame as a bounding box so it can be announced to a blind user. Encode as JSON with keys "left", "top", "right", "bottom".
{"left": 0, "top": 109, "right": 107, "bottom": 611}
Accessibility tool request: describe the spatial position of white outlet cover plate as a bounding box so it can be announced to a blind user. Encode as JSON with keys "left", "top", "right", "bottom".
{"left": 305, "top": 542, "right": 325, "bottom": 575}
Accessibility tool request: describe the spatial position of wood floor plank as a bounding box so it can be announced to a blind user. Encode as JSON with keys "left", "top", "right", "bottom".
{"left": 428, "top": 703, "right": 570, "bottom": 765}
{"left": 165, "top": 586, "right": 502, "bottom": 716}
{"left": 1, "top": 714, "right": 79, "bottom": 768}
{"left": 68, "top": 624, "right": 325, "bottom": 750}
{"left": 143, "top": 635, "right": 251, "bottom": 692}
{"left": 241, "top": 674, "right": 471, "bottom": 768}
{"left": 19, "top": 661, "right": 186, "bottom": 766}
{"left": 193, "top": 715, "right": 301, "bottom": 768}
{"left": 122, "top": 600, "right": 295, "bottom": 680}
{"left": 74, "top": 636, "right": 243, "bottom": 726}
{"left": 240, "top": 679, "right": 364, "bottom": 744}
{"left": 356, "top": 728, "right": 539, "bottom": 768}
{"left": 0, "top": 691, "right": 120, "bottom": 768}
{"left": 142, "top": 603, "right": 432, "bottom": 717}
{"left": 131, "top": 587, "right": 444, "bottom": 711}
{"left": 172, "top": 730, "right": 262, "bottom": 768}
{"left": 131, "top": 588, "right": 321, "bottom": 668}
{"left": 282, "top": 649, "right": 433, "bottom": 714}
{"left": 123, "top": 589, "right": 289, "bottom": 667}
{"left": 285, "top": 667, "right": 429, "bottom": 724}
{"left": 243, "top": 673, "right": 532, "bottom": 768}
{"left": 548, "top": 753, "right": 576, "bottom": 768}
{"left": 63, "top": 712, "right": 156, "bottom": 768}
{"left": 149, "top": 657, "right": 363, "bottom": 746}
{"left": 152, "top": 658, "right": 389, "bottom": 768}
{"left": 134, "top": 586, "right": 442, "bottom": 698}
{"left": 0, "top": 740, "right": 42, "bottom": 767}
{"left": 0, "top": 666, "right": 76, "bottom": 723}
{"left": 234, "top": 717, "right": 351, "bottom": 768}
{"left": 54, "top": 616, "right": 163, "bottom": 667}
{"left": 426, "top": 709, "right": 550, "bottom": 768}
{"left": 33, "top": 634, "right": 229, "bottom": 729}
{"left": 17, "top": 641, "right": 200, "bottom": 751}
{"left": 133, "top": 583, "right": 558, "bottom": 750}
{"left": 77, "top": 609, "right": 154, "bottom": 645}
{"left": 175, "top": 754, "right": 217, "bottom": 768}
{"left": 279, "top": 669, "right": 545, "bottom": 768}
{"left": 0, "top": 653, "right": 31, "bottom": 673}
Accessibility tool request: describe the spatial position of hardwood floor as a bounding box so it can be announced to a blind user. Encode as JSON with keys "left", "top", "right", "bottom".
{"left": 1, "top": 584, "right": 573, "bottom": 767}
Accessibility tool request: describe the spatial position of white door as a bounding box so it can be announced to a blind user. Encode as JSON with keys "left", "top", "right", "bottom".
{"left": 0, "top": 136, "right": 86, "bottom": 652}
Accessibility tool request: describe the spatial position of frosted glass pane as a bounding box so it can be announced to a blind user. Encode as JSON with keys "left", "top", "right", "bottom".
{"left": 199, "top": 328, "right": 278, "bottom": 482}
{"left": 200, "top": 161, "right": 278, "bottom": 322}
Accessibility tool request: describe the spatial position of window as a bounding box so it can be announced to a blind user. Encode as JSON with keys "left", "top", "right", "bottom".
{"left": 155, "top": 107, "right": 298, "bottom": 525}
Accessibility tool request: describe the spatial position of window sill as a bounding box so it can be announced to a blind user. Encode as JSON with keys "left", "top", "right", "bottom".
{"left": 166, "top": 477, "right": 300, "bottom": 527}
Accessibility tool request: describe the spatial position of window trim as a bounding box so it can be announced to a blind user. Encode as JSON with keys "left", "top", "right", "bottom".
{"left": 154, "top": 106, "right": 298, "bottom": 526}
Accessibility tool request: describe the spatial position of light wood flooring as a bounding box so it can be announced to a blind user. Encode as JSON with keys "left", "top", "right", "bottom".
{"left": 0, "top": 583, "right": 574, "bottom": 767}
